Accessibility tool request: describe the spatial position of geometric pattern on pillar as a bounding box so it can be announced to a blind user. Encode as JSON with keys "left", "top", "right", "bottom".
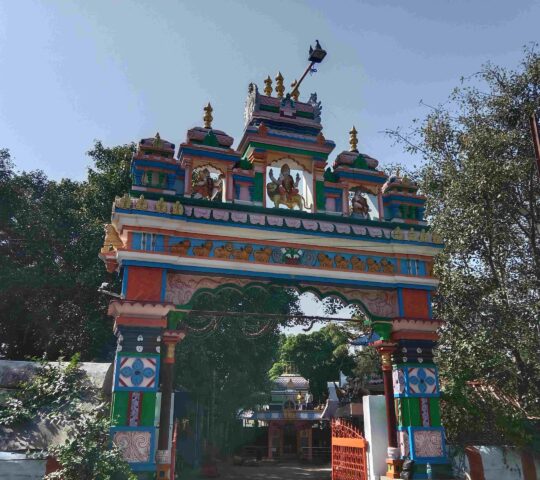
{"left": 393, "top": 366, "right": 439, "bottom": 397}
{"left": 393, "top": 339, "right": 448, "bottom": 472}
{"left": 114, "top": 354, "right": 160, "bottom": 392}
{"left": 396, "top": 425, "right": 447, "bottom": 464}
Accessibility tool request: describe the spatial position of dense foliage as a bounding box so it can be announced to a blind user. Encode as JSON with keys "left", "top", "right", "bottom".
{"left": 0, "top": 357, "right": 134, "bottom": 479}
{"left": 0, "top": 355, "right": 89, "bottom": 426}
{"left": 0, "top": 142, "right": 134, "bottom": 360}
{"left": 46, "top": 404, "right": 136, "bottom": 480}
{"left": 390, "top": 46, "right": 540, "bottom": 446}
{"left": 269, "top": 324, "right": 355, "bottom": 402}
{"left": 174, "top": 285, "right": 300, "bottom": 455}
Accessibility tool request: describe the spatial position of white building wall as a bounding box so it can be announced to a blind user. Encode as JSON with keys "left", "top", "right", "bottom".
{"left": 363, "top": 395, "right": 388, "bottom": 480}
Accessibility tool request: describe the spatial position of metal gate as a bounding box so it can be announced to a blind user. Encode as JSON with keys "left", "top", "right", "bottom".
{"left": 331, "top": 418, "right": 368, "bottom": 480}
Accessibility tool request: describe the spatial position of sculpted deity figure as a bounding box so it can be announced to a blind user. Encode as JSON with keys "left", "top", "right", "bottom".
{"left": 192, "top": 168, "right": 224, "bottom": 201}
{"left": 266, "top": 164, "right": 310, "bottom": 210}
{"left": 350, "top": 190, "right": 370, "bottom": 217}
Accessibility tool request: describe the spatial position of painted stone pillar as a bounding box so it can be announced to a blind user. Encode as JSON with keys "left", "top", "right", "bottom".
{"left": 108, "top": 300, "right": 173, "bottom": 475}
{"left": 183, "top": 158, "right": 193, "bottom": 197}
{"left": 342, "top": 187, "right": 350, "bottom": 215}
{"left": 225, "top": 165, "right": 234, "bottom": 202}
{"left": 156, "top": 330, "right": 185, "bottom": 479}
{"left": 267, "top": 423, "right": 273, "bottom": 459}
{"left": 375, "top": 342, "right": 402, "bottom": 479}
{"left": 377, "top": 188, "right": 384, "bottom": 221}
{"left": 393, "top": 339, "right": 454, "bottom": 479}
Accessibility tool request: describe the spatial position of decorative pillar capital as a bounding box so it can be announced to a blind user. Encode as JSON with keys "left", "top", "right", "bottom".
{"left": 162, "top": 329, "right": 186, "bottom": 364}
{"left": 374, "top": 341, "right": 397, "bottom": 371}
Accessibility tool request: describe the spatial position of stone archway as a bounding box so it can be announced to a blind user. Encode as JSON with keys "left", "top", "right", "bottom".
{"left": 101, "top": 91, "right": 451, "bottom": 479}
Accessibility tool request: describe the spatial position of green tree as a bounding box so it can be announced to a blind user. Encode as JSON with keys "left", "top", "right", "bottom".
{"left": 0, "top": 142, "right": 134, "bottom": 360}
{"left": 269, "top": 324, "right": 355, "bottom": 402}
{"left": 174, "top": 285, "right": 300, "bottom": 454}
{"left": 46, "top": 405, "right": 136, "bottom": 480}
{"left": 389, "top": 46, "right": 540, "bottom": 446}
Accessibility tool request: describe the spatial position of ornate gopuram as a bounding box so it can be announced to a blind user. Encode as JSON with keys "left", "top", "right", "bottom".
{"left": 100, "top": 68, "right": 452, "bottom": 479}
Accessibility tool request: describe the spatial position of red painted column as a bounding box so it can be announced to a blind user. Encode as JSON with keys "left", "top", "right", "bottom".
{"left": 375, "top": 342, "right": 402, "bottom": 479}
{"left": 156, "top": 330, "right": 186, "bottom": 480}
{"left": 268, "top": 422, "right": 274, "bottom": 459}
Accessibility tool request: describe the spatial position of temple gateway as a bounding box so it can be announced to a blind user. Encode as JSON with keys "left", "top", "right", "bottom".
{"left": 100, "top": 46, "right": 452, "bottom": 479}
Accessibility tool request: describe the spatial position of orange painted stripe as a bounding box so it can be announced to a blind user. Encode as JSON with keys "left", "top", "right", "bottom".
{"left": 391, "top": 331, "right": 439, "bottom": 341}
{"left": 331, "top": 437, "right": 366, "bottom": 448}
{"left": 114, "top": 317, "right": 167, "bottom": 328}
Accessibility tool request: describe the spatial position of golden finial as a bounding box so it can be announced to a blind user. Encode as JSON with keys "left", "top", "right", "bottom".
{"left": 290, "top": 80, "right": 300, "bottom": 101}
{"left": 349, "top": 126, "right": 358, "bottom": 152}
{"left": 264, "top": 75, "right": 273, "bottom": 96}
{"left": 153, "top": 132, "right": 161, "bottom": 147}
{"left": 203, "top": 102, "right": 213, "bottom": 129}
{"left": 275, "top": 72, "right": 284, "bottom": 99}
{"left": 396, "top": 167, "right": 401, "bottom": 177}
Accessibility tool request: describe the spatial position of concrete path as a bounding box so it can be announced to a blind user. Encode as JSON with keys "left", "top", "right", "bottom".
{"left": 214, "top": 461, "right": 331, "bottom": 479}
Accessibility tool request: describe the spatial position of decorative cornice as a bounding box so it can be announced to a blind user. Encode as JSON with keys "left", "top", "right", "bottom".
{"left": 108, "top": 300, "right": 174, "bottom": 318}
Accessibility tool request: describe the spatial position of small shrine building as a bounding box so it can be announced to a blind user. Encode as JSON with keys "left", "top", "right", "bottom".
{"left": 245, "top": 370, "right": 322, "bottom": 460}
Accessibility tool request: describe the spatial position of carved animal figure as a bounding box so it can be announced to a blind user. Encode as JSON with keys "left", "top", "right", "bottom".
{"left": 380, "top": 258, "right": 395, "bottom": 273}
{"left": 334, "top": 255, "right": 349, "bottom": 269}
{"left": 367, "top": 258, "right": 380, "bottom": 272}
{"left": 318, "top": 253, "right": 333, "bottom": 268}
{"left": 350, "top": 257, "right": 366, "bottom": 271}
{"left": 233, "top": 245, "right": 253, "bottom": 260}
{"left": 254, "top": 247, "right": 272, "bottom": 263}
{"left": 214, "top": 242, "right": 234, "bottom": 259}
{"left": 101, "top": 224, "right": 123, "bottom": 253}
{"left": 170, "top": 240, "right": 191, "bottom": 256}
{"left": 193, "top": 241, "right": 213, "bottom": 257}
{"left": 266, "top": 164, "right": 311, "bottom": 210}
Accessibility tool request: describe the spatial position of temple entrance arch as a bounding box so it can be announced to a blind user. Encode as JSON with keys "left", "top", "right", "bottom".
{"left": 101, "top": 80, "right": 451, "bottom": 479}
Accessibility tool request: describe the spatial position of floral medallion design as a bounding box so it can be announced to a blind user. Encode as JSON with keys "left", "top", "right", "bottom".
{"left": 407, "top": 367, "right": 437, "bottom": 395}
{"left": 116, "top": 356, "right": 157, "bottom": 390}
{"left": 393, "top": 368, "right": 405, "bottom": 395}
{"left": 413, "top": 429, "right": 444, "bottom": 458}
{"left": 113, "top": 430, "right": 152, "bottom": 463}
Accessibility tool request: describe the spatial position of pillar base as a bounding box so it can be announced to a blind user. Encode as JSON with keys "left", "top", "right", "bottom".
{"left": 156, "top": 464, "right": 171, "bottom": 479}
{"left": 384, "top": 458, "right": 403, "bottom": 479}
{"left": 156, "top": 449, "right": 171, "bottom": 479}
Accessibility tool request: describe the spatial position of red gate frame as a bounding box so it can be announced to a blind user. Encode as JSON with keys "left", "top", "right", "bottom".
{"left": 331, "top": 418, "right": 368, "bottom": 480}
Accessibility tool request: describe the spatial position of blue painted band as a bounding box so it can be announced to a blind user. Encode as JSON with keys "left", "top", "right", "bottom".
{"left": 161, "top": 269, "right": 167, "bottom": 302}
{"left": 383, "top": 195, "right": 425, "bottom": 205}
{"left": 122, "top": 267, "right": 129, "bottom": 298}
{"left": 336, "top": 171, "right": 387, "bottom": 184}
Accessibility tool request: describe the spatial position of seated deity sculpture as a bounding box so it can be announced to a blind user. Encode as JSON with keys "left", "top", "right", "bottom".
{"left": 266, "top": 164, "right": 310, "bottom": 210}
{"left": 192, "top": 168, "right": 224, "bottom": 201}
{"left": 350, "top": 190, "right": 370, "bottom": 218}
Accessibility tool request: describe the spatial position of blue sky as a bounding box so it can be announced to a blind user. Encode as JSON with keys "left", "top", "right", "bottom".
{"left": 1, "top": 0, "right": 538, "bottom": 180}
